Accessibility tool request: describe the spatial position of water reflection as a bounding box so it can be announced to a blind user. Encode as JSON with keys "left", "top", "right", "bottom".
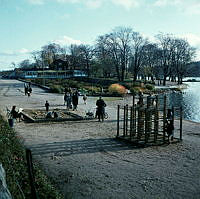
{"left": 167, "top": 82, "right": 200, "bottom": 122}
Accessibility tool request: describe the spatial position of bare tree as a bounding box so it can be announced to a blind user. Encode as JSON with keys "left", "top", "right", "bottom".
{"left": 142, "top": 43, "right": 160, "bottom": 81}
{"left": 155, "top": 33, "right": 175, "bottom": 85}
{"left": 172, "top": 38, "right": 196, "bottom": 84}
{"left": 96, "top": 26, "right": 132, "bottom": 81}
{"left": 129, "top": 32, "right": 149, "bottom": 81}
{"left": 78, "top": 44, "right": 94, "bottom": 77}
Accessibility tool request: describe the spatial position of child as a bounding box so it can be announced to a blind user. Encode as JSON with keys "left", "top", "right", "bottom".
{"left": 83, "top": 94, "right": 87, "bottom": 104}
{"left": 166, "top": 120, "right": 174, "bottom": 142}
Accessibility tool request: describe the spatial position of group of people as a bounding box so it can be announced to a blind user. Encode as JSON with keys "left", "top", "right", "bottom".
{"left": 64, "top": 88, "right": 79, "bottom": 111}
{"left": 24, "top": 82, "right": 32, "bottom": 97}
{"left": 45, "top": 100, "right": 58, "bottom": 119}
{"left": 9, "top": 106, "right": 23, "bottom": 125}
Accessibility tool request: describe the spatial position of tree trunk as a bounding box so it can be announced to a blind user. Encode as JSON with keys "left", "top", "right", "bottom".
{"left": 163, "top": 76, "right": 166, "bottom": 86}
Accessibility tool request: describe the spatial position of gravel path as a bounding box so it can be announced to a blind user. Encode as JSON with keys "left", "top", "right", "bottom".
{"left": 0, "top": 79, "right": 200, "bottom": 199}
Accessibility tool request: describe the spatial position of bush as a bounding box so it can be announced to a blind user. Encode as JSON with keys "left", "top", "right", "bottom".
{"left": 85, "top": 86, "right": 101, "bottom": 94}
{"left": 132, "top": 81, "right": 141, "bottom": 87}
{"left": 49, "top": 85, "right": 63, "bottom": 93}
{"left": 130, "top": 87, "right": 141, "bottom": 94}
{"left": 145, "top": 84, "right": 155, "bottom": 90}
{"left": 119, "top": 82, "right": 131, "bottom": 90}
{"left": 108, "top": 84, "right": 127, "bottom": 96}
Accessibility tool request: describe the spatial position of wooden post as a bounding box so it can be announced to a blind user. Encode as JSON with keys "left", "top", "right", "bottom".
{"left": 134, "top": 105, "right": 137, "bottom": 137}
{"left": 146, "top": 96, "right": 152, "bottom": 142}
{"left": 125, "top": 105, "right": 128, "bottom": 136}
{"left": 180, "top": 106, "right": 183, "bottom": 140}
{"left": 26, "top": 148, "right": 39, "bottom": 199}
{"left": 132, "top": 94, "right": 135, "bottom": 107}
{"left": 145, "top": 108, "right": 148, "bottom": 144}
{"left": 130, "top": 106, "right": 133, "bottom": 140}
{"left": 137, "top": 105, "right": 145, "bottom": 141}
{"left": 123, "top": 106, "right": 126, "bottom": 137}
{"left": 163, "top": 95, "right": 167, "bottom": 143}
{"left": 154, "top": 95, "right": 159, "bottom": 143}
{"left": 117, "top": 105, "right": 120, "bottom": 137}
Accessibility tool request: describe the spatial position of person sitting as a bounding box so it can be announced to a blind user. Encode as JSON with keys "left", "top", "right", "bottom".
{"left": 10, "top": 106, "right": 23, "bottom": 122}
{"left": 53, "top": 111, "right": 58, "bottom": 119}
{"left": 46, "top": 112, "right": 53, "bottom": 119}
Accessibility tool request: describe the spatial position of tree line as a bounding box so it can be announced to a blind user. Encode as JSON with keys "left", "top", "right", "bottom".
{"left": 17, "top": 26, "right": 196, "bottom": 85}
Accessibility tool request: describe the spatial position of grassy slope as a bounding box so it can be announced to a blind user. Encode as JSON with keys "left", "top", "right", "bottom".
{"left": 0, "top": 115, "right": 63, "bottom": 199}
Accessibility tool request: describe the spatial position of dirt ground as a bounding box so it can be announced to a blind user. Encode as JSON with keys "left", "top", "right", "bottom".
{"left": 0, "top": 79, "right": 200, "bottom": 199}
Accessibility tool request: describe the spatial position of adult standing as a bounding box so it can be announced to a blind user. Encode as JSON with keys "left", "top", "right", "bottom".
{"left": 45, "top": 100, "right": 50, "bottom": 112}
{"left": 96, "top": 96, "right": 106, "bottom": 122}
{"left": 72, "top": 90, "right": 79, "bottom": 111}
{"left": 64, "top": 93, "right": 67, "bottom": 105}
{"left": 66, "top": 91, "right": 72, "bottom": 109}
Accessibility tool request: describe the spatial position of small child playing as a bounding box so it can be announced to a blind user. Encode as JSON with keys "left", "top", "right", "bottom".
{"left": 166, "top": 119, "right": 174, "bottom": 143}
{"left": 83, "top": 94, "right": 87, "bottom": 105}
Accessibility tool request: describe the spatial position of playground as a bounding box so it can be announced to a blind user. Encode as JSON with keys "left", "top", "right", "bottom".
{"left": 0, "top": 79, "right": 200, "bottom": 199}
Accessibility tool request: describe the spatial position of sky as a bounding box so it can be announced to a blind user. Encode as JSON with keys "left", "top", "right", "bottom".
{"left": 0, "top": 0, "right": 200, "bottom": 71}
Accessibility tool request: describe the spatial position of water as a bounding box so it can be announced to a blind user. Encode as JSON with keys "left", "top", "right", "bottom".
{"left": 166, "top": 79, "right": 200, "bottom": 122}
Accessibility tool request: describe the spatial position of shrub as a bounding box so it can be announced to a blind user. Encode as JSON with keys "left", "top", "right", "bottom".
{"left": 108, "top": 84, "right": 127, "bottom": 96}
{"left": 132, "top": 81, "right": 141, "bottom": 87}
{"left": 49, "top": 85, "right": 63, "bottom": 93}
{"left": 85, "top": 86, "right": 101, "bottom": 94}
{"left": 130, "top": 87, "right": 141, "bottom": 94}
{"left": 145, "top": 84, "right": 155, "bottom": 90}
{"left": 119, "top": 82, "right": 131, "bottom": 90}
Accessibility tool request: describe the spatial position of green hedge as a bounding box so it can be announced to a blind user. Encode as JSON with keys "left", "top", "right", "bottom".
{"left": 49, "top": 85, "right": 63, "bottom": 93}
{"left": 145, "top": 84, "right": 155, "bottom": 90}
{"left": 0, "top": 115, "right": 63, "bottom": 199}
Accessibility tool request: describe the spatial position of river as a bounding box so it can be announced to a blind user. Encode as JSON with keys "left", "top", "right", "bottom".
{"left": 167, "top": 78, "right": 200, "bottom": 122}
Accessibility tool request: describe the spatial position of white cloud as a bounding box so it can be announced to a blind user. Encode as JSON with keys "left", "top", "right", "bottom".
{"left": 56, "top": 0, "right": 139, "bottom": 9}
{"left": 185, "top": 3, "right": 200, "bottom": 15}
{"left": 56, "top": 0, "right": 80, "bottom": 3}
{"left": 180, "top": 33, "right": 200, "bottom": 61}
{"left": 154, "top": 0, "right": 168, "bottom": 7}
{"left": 154, "top": 0, "right": 200, "bottom": 15}
{"left": 19, "top": 48, "right": 30, "bottom": 54}
{"left": 27, "top": 0, "right": 44, "bottom": 5}
{"left": 0, "top": 49, "right": 30, "bottom": 56}
{"left": 53, "top": 36, "right": 82, "bottom": 45}
{"left": 180, "top": 34, "right": 200, "bottom": 48}
{"left": 111, "top": 0, "right": 139, "bottom": 10}
{"left": 85, "top": 0, "right": 102, "bottom": 9}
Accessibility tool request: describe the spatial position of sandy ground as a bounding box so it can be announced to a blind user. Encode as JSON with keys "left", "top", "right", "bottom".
{"left": 0, "top": 79, "right": 200, "bottom": 199}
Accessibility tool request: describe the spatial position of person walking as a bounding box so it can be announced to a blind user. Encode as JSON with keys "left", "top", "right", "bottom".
{"left": 66, "top": 91, "right": 72, "bottom": 109}
{"left": 72, "top": 90, "right": 79, "bottom": 111}
{"left": 96, "top": 96, "right": 106, "bottom": 122}
{"left": 64, "top": 93, "right": 67, "bottom": 105}
{"left": 45, "top": 100, "right": 50, "bottom": 112}
{"left": 24, "top": 83, "right": 28, "bottom": 95}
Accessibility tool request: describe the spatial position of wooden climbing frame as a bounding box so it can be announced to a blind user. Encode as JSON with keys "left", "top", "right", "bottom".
{"left": 116, "top": 94, "right": 183, "bottom": 147}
